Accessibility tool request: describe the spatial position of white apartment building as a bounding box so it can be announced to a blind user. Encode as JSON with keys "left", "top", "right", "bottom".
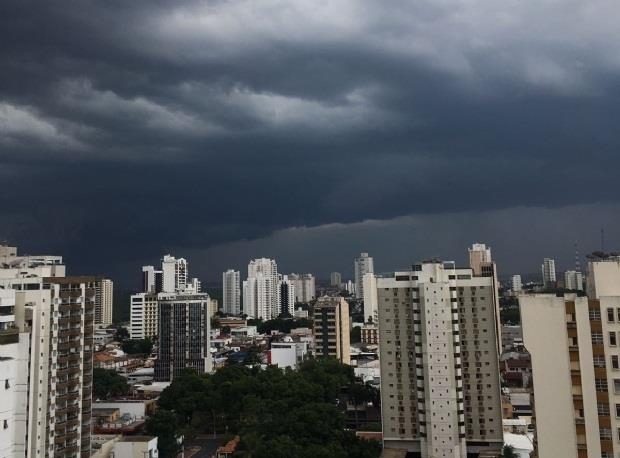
{"left": 243, "top": 258, "right": 278, "bottom": 320}
{"left": 0, "top": 246, "right": 96, "bottom": 458}
{"left": 378, "top": 260, "right": 503, "bottom": 457}
{"left": 95, "top": 278, "right": 114, "bottom": 325}
{"left": 362, "top": 272, "right": 378, "bottom": 323}
{"left": 288, "top": 273, "right": 315, "bottom": 303}
{"left": 354, "top": 252, "right": 374, "bottom": 299}
{"left": 541, "top": 258, "right": 557, "bottom": 288}
{"left": 587, "top": 255, "right": 620, "bottom": 299}
{"left": 469, "top": 243, "right": 492, "bottom": 276}
{"left": 564, "top": 270, "right": 584, "bottom": 291}
{"left": 511, "top": 275, "right": 522, "bottom": 293}
{"left": 129, "top": 293, "right": 158, "bottom": 340}
{"left": 330, "top": 272, "right": 342, "bottom": 287}
{"left": 222, "top": 269, "right": 241, "bottom": 315}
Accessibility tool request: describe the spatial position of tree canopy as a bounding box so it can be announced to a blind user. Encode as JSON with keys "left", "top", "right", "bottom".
{"left": 154, "top": 359, "right": 380, "bottom": 458}
{"left": 93, "top": 368, "right": 130, "bottom": 400}
{"left": 121, "top": 338, "right": 153, "bottom": 355}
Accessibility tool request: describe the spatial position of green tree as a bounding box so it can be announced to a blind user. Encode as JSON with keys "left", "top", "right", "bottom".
{"left": 114, "top": 326, "right": 129, "bottom": 341}
{"left": 93, "top": 368, "right": 130, "bottom": 400}
{"left": 501, "top": 445, "right": 518, "bottom": 458}
{"left": 121, "top": 338, "right": 153, "bottom": 355}
{"left": 146, "top": 409, "right": 180, "bottom": 458}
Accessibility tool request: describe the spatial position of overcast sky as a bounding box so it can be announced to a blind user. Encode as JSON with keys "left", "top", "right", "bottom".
{"left": 1, "top": 1, "right": 619, "bottom": 287}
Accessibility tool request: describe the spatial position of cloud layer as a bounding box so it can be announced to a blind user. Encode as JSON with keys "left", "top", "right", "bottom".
{"left": 1, "top": 1, "right": 619, "bottom": 284}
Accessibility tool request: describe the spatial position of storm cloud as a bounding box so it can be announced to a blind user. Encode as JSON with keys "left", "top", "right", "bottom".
{"left": 1, "top": 1, "right": 619, "bottom": 284}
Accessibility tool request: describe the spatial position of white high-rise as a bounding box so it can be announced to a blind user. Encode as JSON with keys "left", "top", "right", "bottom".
{"left": 288, "top": 273, "right": 316, "bottom": 303}
{"left": 222, "top": 269, "right": 241, "bottom": 315}
{"left": 511, "top": 274, "right": 522, "bottom": 292}
{"left": 0, "top": 245, "right": 94, "bottom": 458}
{"left": 354, "top": 252, "right": 374, "bottom": 299}
{"left": 330, "top": 272, "right": 342, "bottom": 287}
{"left": 161, "top": 255, "right": 188, "bottom": 293}
{"left": 541, "top": 257, "right": 557, "bottom": 288}
{"left": 243, "top": 258, "right": 278, "bottom": 319}
{"left": 564, "top": 270, "right": 583, "bottom": 291}
{"left": 362, "top": 272, "right": 378, "bottom": 323}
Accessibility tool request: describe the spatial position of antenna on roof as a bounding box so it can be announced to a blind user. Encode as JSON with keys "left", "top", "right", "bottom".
{"left": 574, "top": 240, "right": 581, "bottom": 273}
{"left": 601, "top": 229, "right": 605, "bottom": 252}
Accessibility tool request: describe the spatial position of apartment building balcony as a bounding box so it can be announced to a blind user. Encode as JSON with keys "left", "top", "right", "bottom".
{"left": 0, "top": 327, "right": 19, "bottom": 345}
{"left": 70, "top": 315, "right": 82, "bottom": 325}
{"left": 68, "top": 353, "right": 81, "bottom": 363}
{"left": 58, "top": 317, "right": 70, "bottom": 326}
{"left": 57, "top": 341, "right": 73, "bottom": 352}
{"left": 68, "top": 328, "right": 82, "bottom": 338}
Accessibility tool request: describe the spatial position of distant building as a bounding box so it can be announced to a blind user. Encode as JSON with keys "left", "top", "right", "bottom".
{"left": 541, "top": 257, "right": 557, "bottom": 288}
{"left": 222, "top": 269, "right": 241, "bottom": 315}
{"left": 313, "top": 296, "right": 350, "bottom": 364}
{"left": 564, "top": 270, "right": 584, "bottom": 291}
{"left": 154, "top": 292, "right": 211, "bottom": 381}
{"left": 243, "top": 258, "right": 278, "bottom": 319}
{"left": 469, "top": 242, "right": 492, "bottom": 276}
{"left": 362, "top": 272, "right": 378, "bottom": 323}
{"left": 288, "top": 273, "right": 316, "bottom": 303}
{"left": 330, "top": 272, "right": 342, "bottom": 287}
{"left": 129, "top": 293, "right": 158, "bottom": 339}
{"left": 511, "top": 274, "right": 522, "bottom": 292}
{"left": 113, "top": 436, "right": 158, "bottom": 458}
{"left": 277, "top": 275, "right": 295, "bottom": 316}
{"left": 95, "top": 278, "right": 114, "bottom": 325}
{"left": 270, "top": 339, "right": 308, "bottom": 369}
{"left": 142, "top": 254, "right": 192, "bottom": 294}
{"left": 354, "top": 252, "right": 374, "bottom": 299}
{"left": 360, "top": 323, "right": 378, "bottom": 345}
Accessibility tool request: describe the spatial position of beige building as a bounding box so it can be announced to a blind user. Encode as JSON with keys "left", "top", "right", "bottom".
{"left": 95, "top": 278, "right": 114, "bottom": 325}
{"left": 378, "top": 260, "right": 503, "bottom": 457}
{"left": 313, "top": 296, "right": 350, "bottom": 364}
{"left": 129, "top": 293, "right": 158, "bottom": 339}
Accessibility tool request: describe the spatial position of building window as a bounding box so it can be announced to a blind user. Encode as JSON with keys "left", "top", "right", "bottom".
{"left": 590, "top": 308, "right": 601, "bottom": 320}
{"left": 613, "top": 356, "right": 619, "bottom": 370}
{"left": 615, "top": 379, "right": 620, "bottom": 394}
{"left": 2, "top": 420, "right": 7, "bottom": 429}
{"left": 598, "top": 403, "right": 610, "bottom": 416}
{"left": 594, "top": 355, "right": 607, "bottom": 367}
{"left": 608, "top": 308, "right": 615, "bottom": 322}
{"left": 592, "top": 332, "right": 604, "bottom": 344}
{"left": 596, "top": 379, "right": 609, "bottom": 391}
{"left": 617, "top": 308, "right": 620, "bottom": 322}
{"left": 611, "top": 332, "right": 618, "bottom": 347}
{"left": 616, "top": 404, "right": 620, "bottom": 418}
{"left": 600, "top": 428, "right": 612, "bottom": 440}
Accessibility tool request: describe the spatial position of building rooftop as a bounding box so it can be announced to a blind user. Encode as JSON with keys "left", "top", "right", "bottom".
{"left": 118, "top": 436, "right": 155, "bottom": 443}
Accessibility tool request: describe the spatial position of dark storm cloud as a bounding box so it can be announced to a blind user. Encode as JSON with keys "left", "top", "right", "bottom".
{"left": 1, "top": 0, "right": 619, "bottom": 283}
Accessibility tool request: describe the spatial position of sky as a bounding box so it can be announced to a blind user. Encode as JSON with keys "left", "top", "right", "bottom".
{"left": 1, "top": 1, "right": 619, "bottom": 288}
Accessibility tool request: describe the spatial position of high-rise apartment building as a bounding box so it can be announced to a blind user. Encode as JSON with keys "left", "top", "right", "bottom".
{"left": 469, "top": 243, "right": 492, "bottom": 276}
{"left": 511, "top": 274, "right": 522, "bottom": 292}
{"left": 330, "top": 272, "right": 342, "bottom": 287}
{"left": 129, "top": 293, "right": 159, "bottom": 339}
{"left": 354, "top": 252, "right": 374, "bottom": 299}
{"left": 222, "top": 269, "right": 241, "bottom": 315}
{"left": 94, "top": 278, "right": 113, "bottom": 325}
{"left": 154, "top": 293, "right": 211, "bottom": 381}
{"left": 288, "top": 273, "right": 315, "bottom": 303}
{"left": 313, "top": 296, "right": 350, "bottom": 364}
{"left": 277, "top": 276, "right": 295, "bottom": 316}
{"left": 362, "top": 272, "right": 378, "bottom": 323}
{"left": 541, "top": 258, "right": 557, "bottom": 288}
{"left": 521, "top": 254, "right": 620, "bottom": 458}
{"left": 521, "top": 293, "right": 617, "bottom": 457}
{"left": 564, "top": 270, "right": 584, "bottom": 291}
{"left": 377, "top": 260, "right": 503, "bottom": 457}
{"left": 243, "top": 258, "right": 278, "bottom": 319}
{"left": 0, "top": 246, "right": 95, "bottom": 458}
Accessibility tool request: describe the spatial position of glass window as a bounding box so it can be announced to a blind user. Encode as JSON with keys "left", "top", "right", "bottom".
{"left": 598, "top": 403, "right": 610, "bottom": 416}
{"left": 592, "top": 332, "right": 604, "bottom": 344}
{"left": 608, "top": 308, "right": 615, "bottom": 322}
{"left": 611, "top": 332, "right": 617, "bottom": 347}
{"left": 614, "top": 379, "right": 620, "bottom": 394}
{"left": 613, "top": 356, "right": 619, "bottom": 370}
